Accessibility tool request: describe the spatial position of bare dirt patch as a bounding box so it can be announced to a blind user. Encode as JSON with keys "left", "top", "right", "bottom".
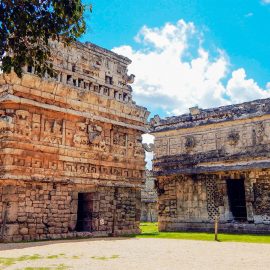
{"left": 0, "top": 238, "right": 270, "bottom": 270}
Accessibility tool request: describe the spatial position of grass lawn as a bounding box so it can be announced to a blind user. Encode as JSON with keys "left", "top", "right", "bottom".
{"left": 137, "top": 222, "right": 270, "bottom": 244}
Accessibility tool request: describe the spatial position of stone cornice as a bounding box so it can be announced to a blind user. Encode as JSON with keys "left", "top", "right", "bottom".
{"left": 0, "top": 174, "right": 142, "bottom": 188}
{"left": 154, "top": 160, "right": 270, "bottom": 176}
{"left": 150, "top": 98, "right": 270, "bottom": 132}
{"left": 0, "top": 94, "right": 148, "bottom": 132}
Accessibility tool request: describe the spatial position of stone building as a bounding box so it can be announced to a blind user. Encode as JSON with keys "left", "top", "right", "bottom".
{"left": 151, "top": 100, "right": 270, "bottom": 234}
{"left": 141, "top": 170, "right": 158, "bottom": 222}
{"left": 0, "top": 41, "right": 149, "bottom": 242}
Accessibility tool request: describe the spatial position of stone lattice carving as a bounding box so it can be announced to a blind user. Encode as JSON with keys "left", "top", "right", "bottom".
{"left": 206, "top": 177, "right": 220, "bottom": 220}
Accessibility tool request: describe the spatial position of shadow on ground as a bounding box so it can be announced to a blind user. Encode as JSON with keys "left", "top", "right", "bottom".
{"left": 0, "top": 236, "right": 137, "bottom": 251}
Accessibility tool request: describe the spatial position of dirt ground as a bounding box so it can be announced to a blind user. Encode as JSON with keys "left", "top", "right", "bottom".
{"left": 1, "top": 238, "right": 270, "bottom": 270}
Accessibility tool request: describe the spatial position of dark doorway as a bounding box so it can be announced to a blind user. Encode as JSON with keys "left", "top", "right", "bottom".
{"left": 226, "top": 179, "right": 247, "bottom": 221}
{"left": 76, "top": 193, "right": 94, "bottom": 232}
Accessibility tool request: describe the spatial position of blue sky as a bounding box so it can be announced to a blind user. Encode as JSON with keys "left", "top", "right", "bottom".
{"left": 81, "top": 0, "right": 270, "bottom": 118}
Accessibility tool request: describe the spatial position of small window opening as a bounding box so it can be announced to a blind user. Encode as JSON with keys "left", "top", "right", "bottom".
{"left": 94, "top": 85, "right": 100, "bottom": 93}
{"left": 78, "top": 78, "right": 83, "bottom": 88}
{"left": 105, "top": 75, "right": 113, "bottom": 85}
{"left": 67, "top": 75, "right": 72, "bottom": 84}
{"left": 104, "top": 87, "right": 109, "bottom": 96}
{"left": 27, "top": 66, "right": 33, "bottom": 73}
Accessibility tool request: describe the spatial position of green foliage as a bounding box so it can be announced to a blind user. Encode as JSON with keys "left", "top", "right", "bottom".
{"left": 0, "top": 254, "right": 42, "bottom": 267}
{"left": 138, "top": 222, "right": 270, "bottom": 243}
{"left": 91, "top": 255, "right": 120, "bottom": 260}
{"left": 23, "top": 267, "right": 51, "bottom": 270}
{"left": 0, "top": 253, "right": 67, "bottom": 268}
{"left": 46, "top": 254, "right": 65, "bottom": 259}
{"left": 0, "top": 0, "right": 91, "bottom": 77}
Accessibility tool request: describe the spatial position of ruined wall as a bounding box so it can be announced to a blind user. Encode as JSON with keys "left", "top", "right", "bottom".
{"left": 90, "top": 186, "right": 141, "bottom": 235}
{"left": 141, "top": 170, "right": 158, "bottom": 222}
{"left": 0, "top": 181, "right": 141, "bottom": 242}
{"left": 0, "top": 41, "right": 149, "bottom": 241}
{"left": 0, "top": 180, "right": 76, "bottom": 242}
{"left": 157, "top": 171, "right": 270, "bottom": 233}
{"left": 151, "top": 101, "right": 270, "bottom": 233}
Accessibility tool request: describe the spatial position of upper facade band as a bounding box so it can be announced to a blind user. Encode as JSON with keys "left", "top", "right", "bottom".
{"left": 151, "top": 98, "right": 270, "bottom": 175}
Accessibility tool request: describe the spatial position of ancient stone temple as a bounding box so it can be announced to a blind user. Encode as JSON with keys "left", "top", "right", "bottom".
{"left": 151, "top": 100, "right": 270, "bottom": 234}
{"left": 0, "top": 41, "right": 149, "bottom": 242}
{"left": 141, "top": 170, "right": 158, "bottom": 222}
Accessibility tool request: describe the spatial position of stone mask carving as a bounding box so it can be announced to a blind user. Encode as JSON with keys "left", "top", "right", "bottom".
{"left": 88, "top": 124, "right": 103, "bottom": 144}
{"left": 185, "top": 136, "right": 196, "bottom": 149}
{"left": 16, "top": 110, "right": 30, "bottom": 120}
{"left": 227, "top": 131, "right": 240, "bottom": 145}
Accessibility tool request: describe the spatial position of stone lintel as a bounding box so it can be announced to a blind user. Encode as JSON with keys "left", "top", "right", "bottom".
{"left": 154, "top": 161, "right": 270, "bottom": 176}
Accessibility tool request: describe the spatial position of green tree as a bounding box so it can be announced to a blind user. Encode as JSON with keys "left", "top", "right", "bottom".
{"left": 0, "top": 0, "right": 90, "bottom": 77}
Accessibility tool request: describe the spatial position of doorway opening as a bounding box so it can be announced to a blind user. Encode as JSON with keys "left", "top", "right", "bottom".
{"left": 226, "top": 179, "right": 247, "bottom": 221}
{"left": 76, "top": 193, "right": 94, "bottom": 232}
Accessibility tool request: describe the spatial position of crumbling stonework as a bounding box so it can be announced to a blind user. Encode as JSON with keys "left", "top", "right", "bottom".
{"left": 151, "top": 101, "right": 270, "bottom": 233}
{"left": 0, "top": 41, "right": 149, "bottom": 242}
{"left": 141, "top": 170, "right": 157, "bottom": 222}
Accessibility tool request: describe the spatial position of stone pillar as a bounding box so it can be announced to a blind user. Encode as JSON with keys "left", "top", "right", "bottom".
{"left": 244, "top": 173, "right": 255, "bottom": 222}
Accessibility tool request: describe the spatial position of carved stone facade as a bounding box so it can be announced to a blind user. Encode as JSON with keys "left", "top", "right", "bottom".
{"left": 0, "top": 41, "right": 149, "bottom": 242}
{"left": 151, "top": 100, "right": 270, "bottom": 233}
{"left": 141, "top": 170, "right": 158, "bottom": 222}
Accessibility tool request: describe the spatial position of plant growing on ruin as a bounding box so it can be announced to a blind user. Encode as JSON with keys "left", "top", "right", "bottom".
{"left": 0, "top": 0, "right": 91, "bottom": 77}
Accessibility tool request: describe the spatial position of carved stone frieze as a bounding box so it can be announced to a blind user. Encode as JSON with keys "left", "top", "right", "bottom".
{"left": 15, "top": 110, "right": 31, "bottom": 137}
{"left": 0, "top": 39, "right": 149, "bottom": 241}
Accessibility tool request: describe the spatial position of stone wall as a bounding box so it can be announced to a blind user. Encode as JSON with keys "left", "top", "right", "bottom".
{"left": 0, "top": 40, "right": 149, "bottom": 242}
{"left": 151, "top": 100, "right": 270, "bottom": 233}
{"left": 0, "top": 180, "right": 76, "bottom": 242}
{"left": 141, "top": 170, "right": 158, "bottom": 222}
{"left": 157, "top": 171, "right": 270, "bottom": 233}
{"left": 0, "top": 180, "right": 141, "bottom": 242}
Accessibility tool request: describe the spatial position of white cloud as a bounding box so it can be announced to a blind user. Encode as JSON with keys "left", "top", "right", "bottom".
{"left": 113, "top": 19, "right": 270, "bottom": 169}
{"left": 262, "top": 0, "right": 270, "bottom": 4}
{"left": 245, "top": 12, "right": 253, "bottom": 17}
{"left": 112, "top": 19, "right": 270, "bottom": 117}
